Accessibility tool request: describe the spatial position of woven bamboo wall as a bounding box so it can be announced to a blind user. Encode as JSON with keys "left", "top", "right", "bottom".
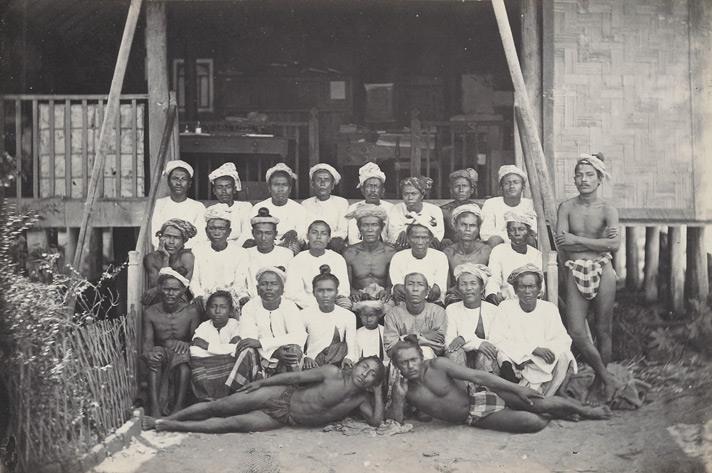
{"left": 552, "top": 0, "right": 694, "bottom": 219}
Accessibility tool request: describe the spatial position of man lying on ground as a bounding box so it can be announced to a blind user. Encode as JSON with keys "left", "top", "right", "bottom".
{"left": 388, "top": 340, "right": 611, "bottom": 433}
{"left": 142, "top": 357, "right": 385, "bottom": 433}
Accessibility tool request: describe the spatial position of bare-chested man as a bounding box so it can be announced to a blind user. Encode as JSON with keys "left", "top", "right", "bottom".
{"left": 343, "top": 204, "right": 397, "bottom": 295}
{"left": 555, "top": 153, "right": 622, "bottom": 403}
{"left": 142, "top": 357, "right": 385, "bottom": 433}
{"left": 388, "top": 340, "right": 611, "bottom": 433}
{"left": 143, "top": 268, "right": 201, "bottom": 417}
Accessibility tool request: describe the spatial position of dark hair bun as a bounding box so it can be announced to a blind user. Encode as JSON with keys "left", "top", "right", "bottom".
{"left": 593, "top": 152, "right": 605, "bottom": 161}
{"left": 276, "top": 265, "right": 286, "bottom": 272}
{"left": 319, "top": 264, "right": 331, "bottom": 275}
{"left": 257, "top": 207, "right": 270, "bottom": 217}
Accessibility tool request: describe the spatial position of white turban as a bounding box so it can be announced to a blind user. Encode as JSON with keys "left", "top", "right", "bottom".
{"left": 345, "top": 203, "right": 388, "bottom": 223}
{"left": 352, "top": 299, "right": 385, "bottom": 314}
{"left": 208, "top": 162, "right": 242, "bottom": 191}
{"left": 453, "top": 263, "right": 491, "bottom": 286}
{"left": 204, "top": 203, "right": 232, "bottom": 223}
{"left": 498, "top": 165, "right": 527, "bottom": 184}
{"left": 356, "top": 162, "right": 386, "bottom": 188}
{"left": 256, "top": 266, "right": 287, "bottom": 285}
{"left": 507, "top": 263, "right": 544, "bottom": 286}
{"left": 309, "top": 163, "right": 341, "bottom": 185}
{"left": 451, "top": 203, "right": 482, "bottom": 225}
{"left": 577, "top": 153, "right": 611, "bottom": 180}
{"left": 163, "top": 160, "right": 194, "bottom": 178}
{"left": 158, "top": 267, "right": 190, "bottom": 287}
{"left": 266, "top": 162, "right": 297, "bottom": 182}
{"left": 405, "top": 212, "right": 437, "bottom": 234}
{"left": 504, "top": 209, "right": 537, "bottom": 230}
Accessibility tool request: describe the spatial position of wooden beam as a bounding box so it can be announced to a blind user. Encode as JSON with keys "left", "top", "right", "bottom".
{"left": 520, "top": 0, "right": 542, "bottom": 141}
{"left": 644, "top": 226, "right": 660, "bottom": 303}
{"left": 669, "top": 226, "right": 685, "bottom": 313}
{"left": 73, "top": 0, "right": 143, "bottom": 272}
{"left": 686, "top": 226, "right": 709, "bottom": 304}
{"left": 19, "top": 198, "right": 149, "bottom": 227}
{"left": 625, "top": 226, "right": 642, "bottom": 291}
{"left": 541, "top": 0, "right": 555, "bottom": 178}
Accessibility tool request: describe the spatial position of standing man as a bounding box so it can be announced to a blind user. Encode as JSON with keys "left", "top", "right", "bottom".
{"left": 301, "top": 163, "right": 349, "bottom": 253}
{"left": 345, "top": 162, "right": 393, "bottom": 244}
{"left": 556, "top": 153, "right": 622, "bottom": 403}
{"left": 207, "top": 162, "right": 253, "bottom": 247}
{"left": 143, "top": 267, "right": 201, "bottom": 417}
{"left": 151, "top": 160, "right": 205, "bottom": 249}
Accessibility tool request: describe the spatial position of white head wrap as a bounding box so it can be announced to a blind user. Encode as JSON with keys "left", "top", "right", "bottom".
{"left": 208, "top": 162, "right": 242, "bottom": 191}
{"left": 504, "top": 209, "right": 537, "bottom": 230}
{"left": 163, "top": 160, "right": 194, "bottom": 178}
{"left": 204, "top": 203, "right": 232, "bottom": 223}
{"left": 158, "top": 267, "right": 190, "bottom": 287}
{"left": 357, "top": 162, "right": 386, "bottom": 188}
{"left": 405, "top": 212, "right": 437, "bottom": 234}
{"left": 352, "top": 299, "right": 386, "bottom": 314}
{"left": 345, "top": 203, "right": 388, "bottom": 223}
{"left": 577, "top": 153, "right": 611, "bottom": 180}
{"left": 498, "top": 165, "right": 527, "bottom": 184}
{"left": 251, "top": 207, "right": 280, "bottom": 226}
{"left": 266, "top": 162, "right": 297, "bottom": 182}
{"left": 309, "top": 163, "right": 341, "bottom": 185}
{"left": 451, "top": 203, "right": 482, "bottom": 225}
{"left": 453, "top": 263, "right": 491, "bottom": 286}
{"left": 256, "top": 266, "right": 287, "bottom": 285}
{"left": 507, "top": 263, "right": 544, "bottom": 287}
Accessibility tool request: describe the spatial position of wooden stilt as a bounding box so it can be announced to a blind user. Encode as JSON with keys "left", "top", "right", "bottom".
{"left": 613, "top": 225, "right": 626, "bottom": 290}
{"left": 643, "top": 226, "right": 660, "bottom": 303}
{"left": 669, "top": 226, "right": 685, "bottom": 313}
{"left": 625, "top": 226, "right": 642, "bottom": 291}
{"left": 545, "top": 250, "right": 558, "bottom": 304}
{"left": 64, "top": 227, "right": 79, "bottom": 271}
{"left": 102, "top": 227, "right": 115, "bottom": 267}
{"left": 686, "top": 226, "right": 709, "bottom": 304}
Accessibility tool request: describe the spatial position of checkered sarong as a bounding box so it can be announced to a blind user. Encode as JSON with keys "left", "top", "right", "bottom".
{"left": 465, "top": 385, "right": 506, "bottom": 426}
{"left": 564, "top": 253, "right": 613, "bottom": 301}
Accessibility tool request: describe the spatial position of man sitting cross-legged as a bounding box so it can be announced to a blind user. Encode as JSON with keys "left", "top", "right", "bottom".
{"left": 388, "top": 340, "right": 611, "bottom": 434}
{"left": 143, "top": 268, "right": 201, "bottom": 417}
{"left": 142, "top": 357, "right": 386, "bottom": 433}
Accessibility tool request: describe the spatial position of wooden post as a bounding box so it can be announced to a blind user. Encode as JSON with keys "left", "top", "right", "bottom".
{"left": 613, "top": 225, "right": 626, "bottom": 290}
{"left": 102, "top": 227, "right": 115, "bottom": 267}
{"left": 308, "top": 108, "right": 319, "bottom": 170}
{"left": 63, "top": 227, "right": 79, "bottom": 271}
{"left": 659, "top": 229, "right": 671, "bottom": 304}
{"left": 625, "top": 226, "right": 642, "bottom": 291}
{"left": 545, "top": 250, "right": 558, "bottom": 305}
{"left": 409, "top": 109, "right": 422, "bottom": 177}
{"left": 520, "top": 0, "right": 542, "bottom": 141}
{"left": 73, "top": 0, "right": 143, "bottom": 272}
{"left": 146, "top": 1, "right": 171, "bottom": 198}
{"left": 687, "top": 226, "right": 709, "bottom": 304}
{"left": 669, "top": 226, "right": 685, "bottom": 313}
{"left": 644, "top": 226, "right": 660, "bottom": 303}
{"left": 183, "top": 35, "right": 199, "bottom": 123}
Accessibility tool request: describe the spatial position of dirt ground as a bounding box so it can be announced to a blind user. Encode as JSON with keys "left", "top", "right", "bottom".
{"left": 91, "top": 374, "right": 712, "bottom": 473}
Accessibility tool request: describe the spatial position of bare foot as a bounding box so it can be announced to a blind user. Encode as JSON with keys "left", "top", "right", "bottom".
{"left": 580, "top": 404, "right": 612, "bottom": 420}
{"left": 142, "top": 416, "right": 157, "bottom": 431}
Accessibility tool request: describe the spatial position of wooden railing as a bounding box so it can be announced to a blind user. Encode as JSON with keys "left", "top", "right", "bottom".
{"left": 0, "top": 94, "right": 148, "bottom": 200}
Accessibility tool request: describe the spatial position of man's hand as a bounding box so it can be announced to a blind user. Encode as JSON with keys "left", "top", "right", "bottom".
{"left": 606, "top": 226, "right": 619, "bottom": 239}
{"left": 302, "top": 357, "right": 318, "bottom": 370}
{"left": 554, "top": 231, "right": 579, "bottom": 247}
{"left": 342, "top": 358, "right": 354, "bottom": 369}
{"left": 147, "top": 350, "right": 163, "bottom": 364}
{"left": 237, "top": 338, "right": 262, "bottom": 352}
{"left": 192, "top": 338, "right": 209, "bottom": 350}
{"left": 229, "top": 336, "right": 242, "bottom": 345}
{"left": 427, "top": 284, "right": 441, "bottom": 303}
{"left": 395, "top": 231, "right": 409, "bottom": 250}
{"left": 393, "top": 376, "right": 409, "bottom": 401}
{"left": 421, "top": 329, "right": 445, "bottom": 345}
{"left": 532, "top": 347, "right": 556, "bottom": 364}
{"left": 447, "top": 335, "right": 466, "bottom": 353}
{"left": 478, "top": 341, "right": 498, "bottom": 360}
{"left": 512, "top": 384, "right": 544, "bottom": 406}
{"left": 392, "top": 284, "right": 406, "bottom": 303}
{"left": 236, "top": 379, "right": 264, "bottom": 393}
{"left": 157, "top": 238, "right": 170, "bottom": 259}
{"left": 171, "top": 340, "right": 190, "bottom": 354}
{"left": 274, "top": 345, "right": 300, "bottom": 364}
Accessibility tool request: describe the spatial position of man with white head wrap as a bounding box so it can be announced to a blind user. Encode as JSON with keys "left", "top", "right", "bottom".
{"left": 445, "top": 263, "right": 500, "bottom": 371}
{"left": 302, "top": 163, "right": 350, "bottom": 251}
{"left": 480, "top": 165, "right": 536, "bottom": 244}
{"left": 485, "top": 209, "right": 543, "bottom": 305}
{"left": 555, "top": 152, "right": 623, "bottom": 404}
{"left": 207, "top": 162, "right": 253, "bottom": 247}
{"left": 488, "top": 264, "right": 576, "bottom": 397}
{"left": 151, "top": 160, "right": 205, "bottom": 249}
{"left": 345, "top": 162, "right": 393, "bottom": 244}
{"left": 443, "top": 203, "right": 492, "bottom": 277}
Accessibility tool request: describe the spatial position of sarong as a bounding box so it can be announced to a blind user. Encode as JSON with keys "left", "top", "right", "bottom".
{"left": 190, "top": 354, "right": 235, "bottom": 401}
{"left": 262, "top": 386, "right": 299, "bottom": 426}
{"left": 564, "top": 253, "right": 613, "bottom": 300}
{"left": 313, "top": 327, "right": 348, "bottom": 367}
{"left": 225, "top": 347, "right": 263, "bottom": 392}
{"left": 464, "top": 385, "right": 506, "bottom": 426}
{"left": 144, "top": 346, "right": 190, "bottom": 416}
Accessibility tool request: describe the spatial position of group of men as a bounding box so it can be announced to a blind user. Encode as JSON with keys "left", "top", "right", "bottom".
{"left": 141, "top": 152, "right": 621, "bottom": 435}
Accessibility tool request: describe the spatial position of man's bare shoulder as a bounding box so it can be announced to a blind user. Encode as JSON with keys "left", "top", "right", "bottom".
{"left": 320, "top": 364, "right": 343, "bottom": 379}
{"left": 342, "top": 245, "right": 360, "bottom": 259}
{"left": 559, "top": 197, "right": 579, "bottom": 211}
{"left": 143, "top": 303, "right": 163, "bottom": 319}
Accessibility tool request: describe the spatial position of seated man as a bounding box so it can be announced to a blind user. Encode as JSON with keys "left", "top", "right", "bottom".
{"left": 485, "top": 209, "right": 543, "bottom": 305}
{"left": 242, "top": 208, "right": 294, "bottom": 299}
{"left": 345, "top": 162, "right": 393, "bottom": 244}
{"left": 386, "top": 176, "right": 445, "bottom": 249}
{"left": 302, "top": 266, "right": 358, "bottom": 369}
{"left": 226, "top": 266, "right": 307, "bottom": 391}
{"left": 207, "top": 162, "right": 253, "bottom": 247}
{"left": 143, "top": 267, "right": 201, "bottom": 417}
{"left": 151, "top": 160, "right": 205, "bottom": 249}
{"left": 143, "top": 218, "right": 197, "bottom": 305}
{"left": 443, "top": 203, "right": 492, "bottom": 271}
{"left": 489, "top": 264, "right": 575, "bottom": 396}
{"left": 389, "top": 216, "right": 449, "bottom": 304}
{"left": 480, "top": 165, "right": 536, "bottom": 246}
{"left": 384, "top": 273, "right": 447, "bottom": 361}
{"left": 440, "top": 168, "right": 479, "bottom": 245}
{"left": 354, "top": 299, "right": 388, "bottom": 364}
{"left": 190, "top": 204, "right": 250, "bottom": 311}
{"left": 343, "top": 204, "right": 397, "bottom": 297}
{"left": 445, "top": 264, "right": 499, "bottom": 372}
{"left": 388, "top": 340, "right": 611, "bottom": 434}
{"left": 252, "top": 163, "right": 308, "bottom": 255}
{"left": 285, "top": 221, "right": 350, "bottom": 309}
{"left": 190, "top": 290, "right": 242, "bottom": 401}
{"left": 301, "top": 163, "right": 349, "bottom": 253}
{"left": 556, "top": 153, "right": 622, "bottom": 403}
{"left": 143, "top": 357, "right": 385, "bottom": 433}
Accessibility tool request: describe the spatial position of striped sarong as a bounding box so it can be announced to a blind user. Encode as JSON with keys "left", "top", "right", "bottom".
{"left": 190, "top": 354, "right": 236, "bottom": 401}
{"left": 225, "top": 348, "right": 263, "bottom": 392}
